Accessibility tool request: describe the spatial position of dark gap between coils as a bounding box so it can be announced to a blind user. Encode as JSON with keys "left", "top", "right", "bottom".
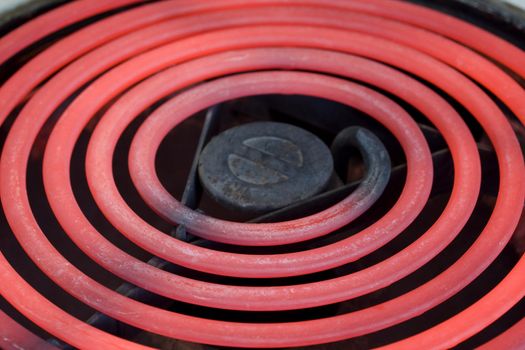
{"left": 83, "top": 73, "right": 208, "bottom": 242}
{"left": 350, "top": 139, "right": 500, "bottom": 269}
{"left": 127, "top": 240, "right": 521, "bottom": 350}
{"left": 366, "top": 68, "right": 489, "bottom": 144}
{"left": 37, "top": 35, "right": 198, "bottom": 348}
{"left": 291, "top": 186, "right": 514, "bottom": 350}
{"left": 76, "top": 104, "right": 168, "bottom": 261}
{"left": 0, "top": 209, "right": 75, "bottom": 343}
{"left": 24, "top": 69, "right": 197, "bottom": 349}
{"left": 324, "top": 241, "right": 522, "bottom": 350}
{"left": 26, "top": 71, "right": 159, "bottom": 289}
{"left": 69, "top": 63, "right": 212, "bottom": 256}
{"left": 342, "top": 64, "right": 486, "bottom": 142}
{"left": 0, "top": 0, "right": 154, "bottom": 84}
{"left": 459, "top": 297, "right": 525, "bottom": 349}
{"left": 337, "top": 55, "right": 488, "bottom": 142}
{"left": 407, "top": 0, "right": 525, "bottom": 52}
{"left": 0, "top": 77, "right": 123, "bottom": 340}
{"left": 25, "top": 94, "right": 125, "bottom": 312}
{"left": 124, "top": 97, "right": 210, "bottom": 229}
{"left": 269, "top": 74, "right": 486, "bottom": 156}
{"left": 0, "top": 295, "right": 54, "bottom": 343}
{"left": 359, "top": 141, "right": 509, "bottom": 349}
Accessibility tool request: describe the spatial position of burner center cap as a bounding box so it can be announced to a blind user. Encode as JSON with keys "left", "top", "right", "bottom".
{"left": 227, "top": 136, "right": 303, "bottom": 185}
{"left": 198, "top": 122, "right": 333, "bottom": 213}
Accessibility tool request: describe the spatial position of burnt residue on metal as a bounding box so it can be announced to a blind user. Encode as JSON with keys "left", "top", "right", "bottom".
{"left": 331, "top": 126, "right": 391, "bottom": 204}
{"left": 198, "top": 121, "right": 334, "bottom": 213}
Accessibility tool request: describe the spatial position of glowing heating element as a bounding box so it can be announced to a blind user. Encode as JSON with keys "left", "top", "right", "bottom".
{"left": 0, "top": 0, "right": 524, "bottom": 349}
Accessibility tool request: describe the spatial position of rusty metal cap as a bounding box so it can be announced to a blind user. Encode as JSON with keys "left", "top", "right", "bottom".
{"left": 198, "top": 122, "right": 334, "bottom": 213}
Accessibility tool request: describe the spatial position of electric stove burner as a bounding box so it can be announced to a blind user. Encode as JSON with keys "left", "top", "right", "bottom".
{"left": 198, "top": 121, "right": 333, "bottom": 212}
{"left": 0, "top": 1, "right": 524, "bottom": 349}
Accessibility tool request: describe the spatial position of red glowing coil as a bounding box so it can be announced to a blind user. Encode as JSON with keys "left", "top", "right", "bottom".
{"left": 0, "top": 0, "right": 524, "bottom": 349}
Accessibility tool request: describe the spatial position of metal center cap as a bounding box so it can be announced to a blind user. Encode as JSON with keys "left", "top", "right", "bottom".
{"left": 198, "top": 122, "right": 333, "bottom": 212}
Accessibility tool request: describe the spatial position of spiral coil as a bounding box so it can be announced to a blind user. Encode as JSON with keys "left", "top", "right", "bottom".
{"left": 0, "top": 0, "right": 524, "bottom": 349}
